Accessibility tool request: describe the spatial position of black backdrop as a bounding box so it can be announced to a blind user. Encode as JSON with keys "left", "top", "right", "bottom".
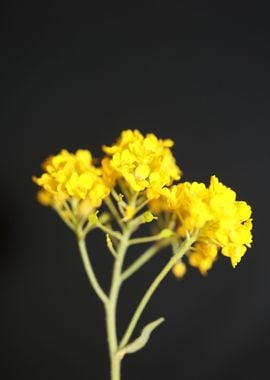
{"left": 1, "top": 3, "right": 269, "bottom": 380}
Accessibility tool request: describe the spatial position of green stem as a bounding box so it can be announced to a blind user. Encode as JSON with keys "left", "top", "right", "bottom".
{"left": 105, "top": 197, "right": 124, "bottom": 229}
{"left": 121, "top": 240, "right": 169, "bottom": 282}
{"left": 128, "top": 234, "right": 164, "bottom": 246}
{"left": 54, "top": 205, "right": 75, "bottom": 231}
{"left": 119, "top": 234, "right": 196, "bottom": 349}
{"left": 105, "top": 228, "right": 131, "bottom": 380}
{"left": 134, "top": 198, "right": 150, "bottom": 214}
{"left": 118, "top": 179, "right": 131, "bottom": 200}
{"left": 97, "top": 224, "right": 122, "bottom": 240}
{"left": 77, "top": 238, "right": 108, "bottom": 305}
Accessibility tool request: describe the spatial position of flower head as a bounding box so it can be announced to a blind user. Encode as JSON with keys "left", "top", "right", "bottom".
{"left": 33, "top": 149, "right": 110, "bottom": 208}
{"left": 151, "top": 175, "right": 253, "bottom": 274}
{"left": 102, "top": 130, "right": 181, "bottom": 199}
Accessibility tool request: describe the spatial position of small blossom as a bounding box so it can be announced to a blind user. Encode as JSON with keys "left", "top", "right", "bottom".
{"left": 102, "top": 130, "right": 182, "bottom": 199}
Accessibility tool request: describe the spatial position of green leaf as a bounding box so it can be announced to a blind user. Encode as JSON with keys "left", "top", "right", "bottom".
{"left": 117, "top": 317, "right": 165, "bottom": 359}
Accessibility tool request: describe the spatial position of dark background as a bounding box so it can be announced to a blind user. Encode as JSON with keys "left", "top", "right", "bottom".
{"left": 1, "top": 2, "right": 269, "bottom": 379}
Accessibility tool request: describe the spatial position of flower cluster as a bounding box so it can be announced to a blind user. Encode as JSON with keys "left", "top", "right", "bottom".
{"left": 33, "top": 130, "right": 253, "bottom": 275}
{"left": 33, "top": 129, "right": 254, "bottom": 380}
{"left": 102, "top": 130, "right": 181, "bottom": 199}
{"left": 33, "top": 149, "right": 110, "bottom": 208}
{"left": 154, "top": 176, "right": 253, "bottom": 274}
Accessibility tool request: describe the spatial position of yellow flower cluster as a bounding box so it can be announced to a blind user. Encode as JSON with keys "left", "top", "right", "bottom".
{"left": 157, "top": 176, "right": 253, "bottom": 274}
{"left": 33, "top": 130, "right": 253, "bottom": 276}
{"left": 33, "top": 149, "right": 110, "bottom": 208}
{"left": 102, "top": 130, "right": 181, "bottom": 199}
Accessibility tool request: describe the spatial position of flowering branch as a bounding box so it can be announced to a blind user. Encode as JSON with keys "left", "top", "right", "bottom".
{"left": 33, "top": 129, "right": 253, "bottom": 380}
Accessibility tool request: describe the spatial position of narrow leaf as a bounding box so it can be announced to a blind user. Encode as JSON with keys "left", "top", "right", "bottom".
{"left": 118, "top": 317, "right": 165, "bottom": 359}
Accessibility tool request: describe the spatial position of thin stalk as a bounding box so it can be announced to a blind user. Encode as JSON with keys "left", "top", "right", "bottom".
{"left": 77, "top": 238, "right": 108, "bottom": 305}
{"left": 97, "top": 223, "right": 122, "bottom": 240}
{"left": 54, "top": 205, "right": 75, "bottom": 231}
{"left": 105, "top": 197, "right": 124, "bottom": 229}
{"left": 121, "top": 240, "right": 169, "bottom": 282}
{"left": 134, "top": 198, "right": 150, "bottom": 214}
{"left": 119, "top": 234, "right": 197, "bottom": 349}
{"left": 105, "top": 228, "right": 131, "bottom": 380}
{"left": 128, "top": 234, "right": 164, "bottom": 246}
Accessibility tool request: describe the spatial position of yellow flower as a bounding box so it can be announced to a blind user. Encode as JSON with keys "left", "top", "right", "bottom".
{"left": 189, "top": 242, "right": 218, "bottom": 275}
{"left": 33, "top": 149, "right": 110, "bottom": 208}
{"left": 153, "top": 175, "right": 253, "bottom": 273}
{"left": 101, "top": 156, "right": 119, "bottom": 188}
{"left": 162, "top": 181, "right": 211, "bottom": 230}
{"left": 102, "top": 130, "right": 182, "bottom": 199}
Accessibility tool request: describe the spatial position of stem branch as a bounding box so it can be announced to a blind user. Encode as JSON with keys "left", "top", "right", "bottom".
{"left": 128, "top": 234, "right": 164, "bottom": 246}
{"left": 105, "top": 228, "right": 131, "bottom": 380}
{"left": 77, "top": 238, "right": 108, "bottom": 305}
{"left": 121, "top": 240, "right": 169, "bottom": 282}
{"left": 119, "top": 234, "right": 197, "bottom": 349}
